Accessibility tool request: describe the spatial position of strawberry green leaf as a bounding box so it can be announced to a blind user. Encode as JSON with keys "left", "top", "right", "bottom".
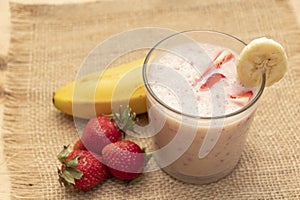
{"left": 60, "top": 170, "right": 76, "bottom": 185}
{"left": 57, "top": 145, "right": 70, "bottom": 163}
{"left": 67, "top": 167, "right": 83, "bottom": 180}
{"left": 65, "top": 155, "right": 81, "bottom": 168}
{"left": 58, "top": 168, "right": 83, "bottom": 185}
{"left": 142, "top": 147, "right": 152, "bottom": 163}
{"left": 145, "top": 153, "right": 152, "bottom": 163}
{"left": 127, "top": 175, "right": 142, "bottom": 185}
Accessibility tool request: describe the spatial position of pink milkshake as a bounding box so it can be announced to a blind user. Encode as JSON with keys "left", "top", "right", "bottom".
{"left": 143, "top": 31, "right": 265, "bottom": 184}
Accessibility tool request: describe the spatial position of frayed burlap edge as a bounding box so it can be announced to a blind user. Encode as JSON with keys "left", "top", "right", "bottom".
{"left": 1, "top": 3, "right": 36, "bottom": 199}
{"left": 0, "top": 37, "right": 9, "bottom": 200}
{"left": 0, "top": 129, "right": 10, "bottom": 200}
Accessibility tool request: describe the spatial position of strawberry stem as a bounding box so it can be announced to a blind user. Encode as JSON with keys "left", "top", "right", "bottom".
{"left": 57, "top": 145, "right": 70, "bottom": 163}
{"left": 112, "top": 106, "right": 138, "bottom": 139}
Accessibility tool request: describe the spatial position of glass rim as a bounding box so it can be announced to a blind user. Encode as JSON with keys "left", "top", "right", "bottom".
{"left": 142, "top": 30, "right": 266, "bottom": 120}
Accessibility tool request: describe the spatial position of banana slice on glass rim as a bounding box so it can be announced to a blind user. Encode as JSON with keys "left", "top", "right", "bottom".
{"left": 237, "top": 37, "right": 287, "bottom": 87}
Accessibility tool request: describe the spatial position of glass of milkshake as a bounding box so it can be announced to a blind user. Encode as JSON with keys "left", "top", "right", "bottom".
{"left": 143, "top": 30, "right": 266, "bottom": 184}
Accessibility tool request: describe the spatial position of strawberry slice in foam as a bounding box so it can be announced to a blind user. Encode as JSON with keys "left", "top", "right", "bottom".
{"left": 213, "top": 50, "right": 234, "bottom": 69}
{"left": 200, "top": 73, "right": 226, "bottom": 90}
{"left": 197, "top": 50, "right": 234, "bottom": 82}
{"left": 229, "top": 91, "right": 253, "bottom": 106}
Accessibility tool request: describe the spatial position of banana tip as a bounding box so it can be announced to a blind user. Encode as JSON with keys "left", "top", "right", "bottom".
{"left": 52, "top": 92, "right": 55, "bottom": 105}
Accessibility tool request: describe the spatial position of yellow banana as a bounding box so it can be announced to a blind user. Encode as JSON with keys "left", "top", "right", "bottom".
{"left": 237, "top": 37, "right": 287, "bottom": 87}
{"left": 53, "top": 58, "right": 147, "bottom": 119}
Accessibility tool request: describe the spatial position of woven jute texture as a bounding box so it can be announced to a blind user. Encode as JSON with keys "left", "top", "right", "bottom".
{"left": 1, "top": 0, "right": 300, "bottom": 199}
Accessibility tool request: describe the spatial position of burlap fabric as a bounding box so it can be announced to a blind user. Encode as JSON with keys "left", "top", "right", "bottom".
{"left": 1, "top": 0, "right": 300, "bottom": 199}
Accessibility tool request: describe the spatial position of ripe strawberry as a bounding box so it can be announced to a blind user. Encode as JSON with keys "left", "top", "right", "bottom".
{"left": 81, "top": 116, "right": 121, "bottom": 154}
{"left": 81, "top": 107, "right": 136, "bottom": 154}
{"left": 73, "top": 139, "right": 86, "bottom": 151}
{"left": 58, "top": 146, "right": 110, "bottom": 191}
{"left": 200, "top": 73, "right": 226, "bottom": 90}
{"left": 102, "top": 140, "right": 146, "bottom": 181}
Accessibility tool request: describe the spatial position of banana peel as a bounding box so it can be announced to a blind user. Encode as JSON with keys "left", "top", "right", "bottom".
{"left": 53, "top": 58, "right": 147, "bottom": 119}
